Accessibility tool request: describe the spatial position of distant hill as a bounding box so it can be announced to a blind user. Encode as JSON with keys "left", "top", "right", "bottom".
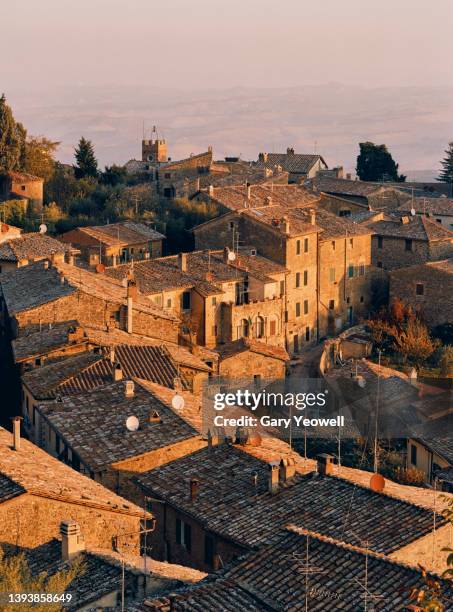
{"left": 8, "top": 83, "right": 453, "bottom": 172}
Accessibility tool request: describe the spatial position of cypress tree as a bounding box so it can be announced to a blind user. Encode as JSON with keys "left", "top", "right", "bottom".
{"left": 74, "top": 137, "right": 98, "bottom": 179}
{"left": 0, "top": 94, "right": 26, "bottom": 172}
{"left": 437, "top": 142, "right": 453, "bottom": 183}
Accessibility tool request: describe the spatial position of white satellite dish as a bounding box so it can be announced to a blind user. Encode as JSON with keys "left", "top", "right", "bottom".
{"left": 125, "top": 415, "right": 140, "bottom": 431}
{"left": 227, "top": 250, "right": 236, "bottom": 262}
{"left": 39, "top": 224, "right": 48, "bottom": 234}
{"left": 410, "top": 208, "right": 416, "bottom": 216}
{"left": 171, "top": 393, "right": 185, "bottom": 411}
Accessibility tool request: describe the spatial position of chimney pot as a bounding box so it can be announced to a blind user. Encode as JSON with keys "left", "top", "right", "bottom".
{"left": 317, "top": 453, "right": 335, "bottom": 476}
{"left": 60, "top": 521, "right": 84, "bottom": 561}
{"left": 309, "top": 208, "right": 316, "bottom": 225}
{"left": 11, "top": 416, "right": 22, "bottom": 451}
{"left": 189, "top": 477, "right": 199, "bottom": 501}
{"left": 178, "top": 252, "right": 187, "bottom": 273}
{"left": 125, "top": 380, "right": 135, "bottom": 398}
{"left": 207, "top": 429, "right": 219, "bottom": 449}
{"left": 279, "top": 457, "right": 296, "bottom": 482}
{"left": 113, "top": 362, "right": 123, "bottom": 381}
{"left": 208, "top": 185, "right": 214, "bottom": 197}
{"left": 246, "top": 183, "right": 251, "bottom": 200}
{"left": 268, "top": 461, "right": 279, "bottom": 494}
{"left": 43, "top": 260, "right": 49, "bottom": 270}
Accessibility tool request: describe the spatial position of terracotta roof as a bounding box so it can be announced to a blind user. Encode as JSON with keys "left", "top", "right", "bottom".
{"left": 0, "top": 472, "right": 25, "bottom": 504}
{"left": 160, "top": 150, "right": 212, "bottom": 171}
{"left": 295, "top": 207, "right": 373, "bottom": 239}
{"left": 6, "top": 170, "right": 44, "bottom": 183}
{"left": 65, "top": 222, "right": 164, "bottom": 247}
{"left": 311, "top": 176, "right": 394, "bottom": 197}
{"left": 38, "top": 381, "right": 199, "bottom": 471}
{"left": 256, "top": 152, "right": 326, "bottom": 174}
{"left": 0, "top": 428, "right": 145, "bottom": 516}
{"left": 134, "top": 443, "right": 440, "bottom": 554}
{"left": 12, "top": 320, "right": 85, "bottom": 363}
{"left": 207, "top": 183, "right": 320, "bottom": 211}
{"left": 242, "top": 204, "right": 321, "bottom": 238}
{"left": 398, "top": 196, "right": 453, "bottom": 217}
{"left": 214, "top": 338, "right": 289, "bottom": 362}
{"left": 390, "top": 258, "right": 453, "bottom": 278}
{"left": 366, "top": 215, "right": 453, "bottom": 241}
{"left": 0, "top": 232, "right": 70, "bottom": 262}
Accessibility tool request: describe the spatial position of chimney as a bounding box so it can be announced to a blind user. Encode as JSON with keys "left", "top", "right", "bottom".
{"left": 195, "top": 177, "right": 200, "bottom": 192}
{"left": 126, "top": 280, "right": 137, "bottom": 334}
{"left": 286, "top": 147, "right": 295, "bottom": 155}
{"left": 401, "top": 216, "right": 410, "bottom": 225}
{"left": 264, "top": 195, "right": 272, "bottom": 206}
{"left": 223, "top": 247, "right": 230, "bottom": 264}
{"left": 113, "top": 362, "right": 123, "bottom": 382}
{"left": 125, "top": 380, "right": 135, "bottom": 398}
{"left": 149, "top": 410, "right": 161, "bottom": 423}
{"left": 268, "top": 461, "right": 279, "bottom": 494}
{"left": 127, "top": 279, "right": 138, "bottom": 300}
{"left": 189, "top": 478, "right": 199, "bottom": 501}
{"left": 43, "top": 260, "right": 49, "bottom": 270}
{"left": 11, "top": 416, "right": 22, "bottom": 451}
{"left": 207, "top": 429, "right": 219, "bottom": 449}
{"left": 208, "top": 185, "right": 214, "bottom": 197}
{"left": 279, "top": 216, "right": 290, "bottom": 235}
{"left": 317, "top": 453, "right": 334, "bottom": 476}
{"left": 59, "top": 272, "right": 65, "bottom": 285}
{"left": 173, "top": 377, "right": 183, "bottom": 392}
{"left": 178, "top": 252, "right": 187, "bottom": 273}
{"left": 109, "top": 347, "right": 115, "bottom": 364}
{"left": 309, "top": 208, "right": 316, "bottom": 226}
{"left": 246, "top": 183, "right": 251, "bottom": 200}
{"left": 60, "top": 521, "right": 85, "bottom": 561}
{"left": 279, "top": 457, "right": 296, "bottom": 482}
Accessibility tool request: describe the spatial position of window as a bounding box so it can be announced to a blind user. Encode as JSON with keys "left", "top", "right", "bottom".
{"left": 166, "top": 298, "right": 172, "bottom": 308}
{"left": 182, "top": 291, "right": 191, "bottom": 310}
{"left": 349, "top": 238, "right": 354, "bottom": 248}
{"left": 212, "top": 325, "right": 218, "bottom": 336}
{"left": 255, "top": 316, "right": 265, "bottom": 338}
{"left": 329, "top": 268, "right": 336, "bottom": 283}
{"left": 416, "top": 283, "right": 424, "bottom": 296}
{"left": 212, "top": 297, "right": 217, "bottom": 306}
{"left": 279, "top": 280, "right": 285, "bottom": 296}
{"left": 229, "top": 221, "right": 235, "bottom": 230}
{"left": 296, "top": 303, "right": 301, "bottom": 317}
{"left": 254, "top": 374, "right": 261, "bottom": 386}
{"left": 296, "top": 240, "right": 301, "bottom": 255}
{"left": 303, "top": 270, "right": 308, "bottom": 286}
{"left": 405, "top": 239, "right": 413, "bottom": 252}
{"left": 377, "top": 261, "right": 383, "bottom": 269}
{"left": 359, "top": 263, "right": 365, "bottom": 276}
{"left": 240, "top": 319, "right": 249, "bottom": 338}
{"left": 410, "top": 444, "right": 417, "bottom": 466}
{"left": 331, "top": 241, "right": 336, "bottom": 250}
{"left": 303, "top": 300, "right": 309, "bottom": 315}
{"left": 329, "top": 299, "right": 335, "bottom": 310}
{"left": 21, "top": 185, "right": 26, "bottom": 191}
{"left": 176, "top": 519, "right": 192, "bottom": 552}
{"left": 294, "top": 334, "right": 299, "bottom": 353}
{"left": 305, "top": 326, "right": 310, "bottom": 341}
{"left": 339, "top": 209, "right": 351, "bottom": 217}
{"left": 360, "top": 295, "right": 364, "bottom": 303}
{"left": 377, "top": 236, "right": 383, "bottom": 249}
{"left": 436, "top": 219, "right": 442, "bottom": 224}
{"left": 269, "top": 319, "right": 276, "bottom": 336}
{"left": 304, "top": 238, "right": 309, "bottom": 253}
{"left": 284, "top": 310, "right": 288, "bottom": 323}
{"left": 348, "top": 265, "right": 355, "bottom": 278}
{"left": 204, "top": 535, "right": 215, "bottom": 566}
{"left": 164, "top": 172, "right": 171, "bottom": 179}
{"left": 295, "top": 272, "right": 300, "bottom": 288}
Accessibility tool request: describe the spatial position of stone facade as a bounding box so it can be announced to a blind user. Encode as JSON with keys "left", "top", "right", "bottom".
{"left": 389, "top": 260, "right": 453, "bottom": 327}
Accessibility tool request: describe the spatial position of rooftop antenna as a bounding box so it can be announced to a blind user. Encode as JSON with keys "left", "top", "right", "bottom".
{"left": 373, "top": 349, "right": 382, "bottom": 473}
{"left": 292, "top": 536, "right": 327, "bottom": 612}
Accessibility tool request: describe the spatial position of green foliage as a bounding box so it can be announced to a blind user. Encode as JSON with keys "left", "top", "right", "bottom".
{"left": 100, "top": 164, "right": 127, "bottom": 186}
{"left": 0, "top": 545, "right": 83, "bottom": 612}
{"left": 74, "top": 137, "right": 98, "bottom": 179}
{"left": 356, "top": 141, "right": 406, "bottom": 182}
{"left": 24, "top": 136, "right": 59, "bottom": 182}
{"left": 438, "top": 142, "right": 453, "bottom": 183}
{"left": 0, "top": 94, "right": 26, "bottom": 172}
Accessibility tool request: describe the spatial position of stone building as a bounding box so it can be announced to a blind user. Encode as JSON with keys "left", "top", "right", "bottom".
{"left": 397, "top": 196, "right": 453, "bottom": 230}
{"left": 0, "top": 260, "right": 179, "bottom": 342}
{"left": 59, "top": 221, "right": 165, "bottom": 268}
{"left": 0, "top": 171, "right": 44, "bottom": 208}
{"left": 0, "top": 232, "right": 73, "bottom": 274}
{"left": 105, "top": 249, "right": 289, "bottom": 353}
{"left": 35, "top": 379, "right": 206, "bottom": 503}
{"left": 0, "top": 424, "right": 147, "bottom": 555}
{"left": 213, "top": 338, "right": 288, "bottom": 381}
{"left": 256, "top": 149, "right": 327, "bottom": 183}
{"left": 365, "top": 215, "right": 453, "bottom": 270}
{"left": 194, "top": 204, "right": 376, "bottom": 353}
{"left": 134, "top": 442, "right": 450, "bottom": 574}
{"left": 389, "top": 259, "right": 453, "bottom": 326}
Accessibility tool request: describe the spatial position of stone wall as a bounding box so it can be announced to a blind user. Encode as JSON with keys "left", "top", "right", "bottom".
{"left": 218, "top": 350, "right": 286, "bottom": 380}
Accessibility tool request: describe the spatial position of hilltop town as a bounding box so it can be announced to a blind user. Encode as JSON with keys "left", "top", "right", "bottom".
{"left": 0, "top": 107, "right": 452, "bottom": 610}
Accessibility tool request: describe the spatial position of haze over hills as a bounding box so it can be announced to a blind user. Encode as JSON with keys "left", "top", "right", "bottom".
{"left": 7, "top": 84, "right": 453, "bottom": 179}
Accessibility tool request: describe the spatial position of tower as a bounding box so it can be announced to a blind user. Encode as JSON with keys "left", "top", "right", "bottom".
{"left": 142, "top": 125, "right": 168, "bottom": 163}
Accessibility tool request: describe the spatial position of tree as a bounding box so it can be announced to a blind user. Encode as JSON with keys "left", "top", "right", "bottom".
{"left": 437, "top": 142, "right": 453, "bottom": 184}
{"left": 0, "top": 94, "right": 26, "bottom": 172}
{"left": 24, "top": 136, "right": 59, "bottom": 182}
{"left": 0, "top": 546, "right": 83, "bottom": 612}
{"left": 100, "top": 164, "right": 127, "bottom": 186}
{"left": 74, "top": 137, "right": 98, "bottom": 179}
{"left": 356, "top": 141, "right": 406, "bottom": 182}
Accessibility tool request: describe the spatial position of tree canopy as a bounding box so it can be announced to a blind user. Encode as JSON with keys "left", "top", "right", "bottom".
{"left": 74, "top": 137, "right": 98, "bottom": 179}
{"left": 437, "top": 141, "right": 453, "bottom": 183}
{"left": 0, "top": 94, "right": 26, "bottom": 172}
{"left": 356, "top": 141, "right": 406, "bottom": 182}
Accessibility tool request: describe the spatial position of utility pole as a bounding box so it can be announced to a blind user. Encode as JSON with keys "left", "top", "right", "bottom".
{"left": 373, "top": 349, "right": 382, "bottom": 473}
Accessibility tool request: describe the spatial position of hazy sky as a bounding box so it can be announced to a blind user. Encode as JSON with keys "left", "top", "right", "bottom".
{"left": 2, "top": 0, "right": 453, "bottom": 90}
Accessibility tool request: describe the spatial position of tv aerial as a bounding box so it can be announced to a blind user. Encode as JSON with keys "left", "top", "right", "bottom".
{"left": 39, "top": 223, "right": 48, "bottom": 234}
{"left": 125, "top": 415, "right": 140, "bottom": 432}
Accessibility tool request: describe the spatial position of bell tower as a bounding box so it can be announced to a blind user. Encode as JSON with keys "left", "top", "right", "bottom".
{"left": 142, "top": 125, "right": 168, "bottom": 163}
